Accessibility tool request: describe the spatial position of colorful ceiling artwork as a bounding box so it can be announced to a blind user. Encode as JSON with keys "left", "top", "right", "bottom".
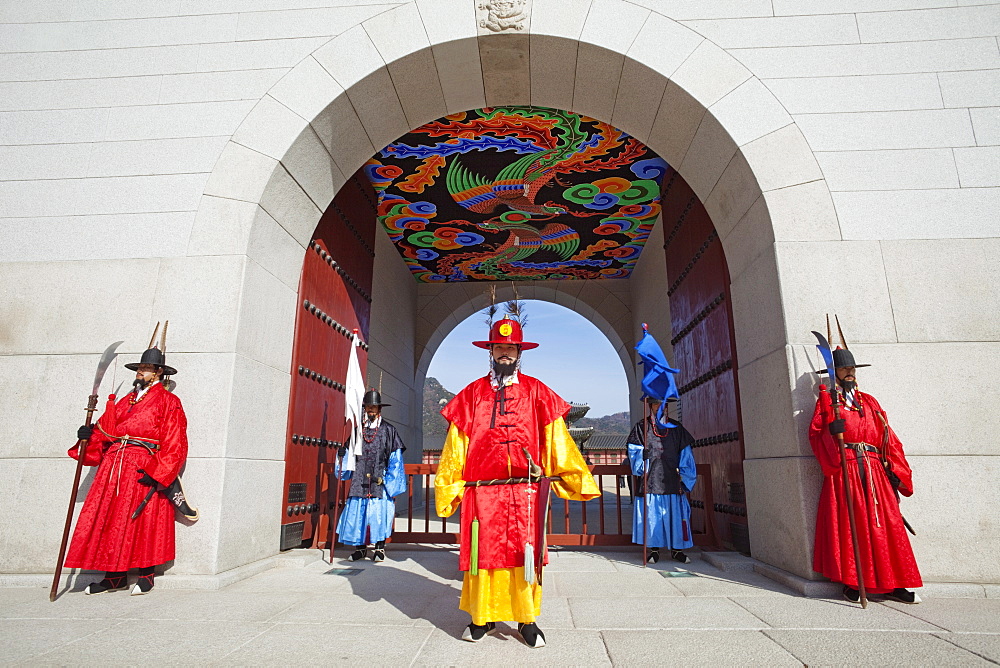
{"left": 364, "top": 106, "right": 669, "bottom": 282}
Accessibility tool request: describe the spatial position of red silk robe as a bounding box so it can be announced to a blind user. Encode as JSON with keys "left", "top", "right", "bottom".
{"left": 65, "top": 383, "right": 189, "bottom": 571}
{"left": 809, "top": 387, "right": 922, "bottom": 593}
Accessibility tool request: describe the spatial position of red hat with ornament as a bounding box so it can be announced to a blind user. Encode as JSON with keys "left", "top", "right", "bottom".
{"left": 473, "top": 317, "right": 538, "bottom": 350}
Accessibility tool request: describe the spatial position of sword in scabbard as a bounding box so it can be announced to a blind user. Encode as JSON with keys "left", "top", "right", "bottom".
{"left": 50, "top": 340, "right": 124, "bottom": 602}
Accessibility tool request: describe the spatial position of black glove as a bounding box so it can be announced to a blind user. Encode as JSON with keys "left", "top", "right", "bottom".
{"left": 137, "top": 471, "right": 158, "bottom": 487}
{"left": 77, "top": 425, "right": 93, "bottom": 441}
{"left": 828, "top": 419, "right": 846, "bottom": 435}
{"left": 886, "top": 469, "right": 901, "bottom": 490}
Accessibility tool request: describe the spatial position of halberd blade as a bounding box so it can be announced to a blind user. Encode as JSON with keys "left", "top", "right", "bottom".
{"left": 92, "top": 341, "right": 124, "bottom": 395}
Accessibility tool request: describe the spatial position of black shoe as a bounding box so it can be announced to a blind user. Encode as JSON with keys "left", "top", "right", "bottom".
{"left": 349, "top": 547, "right": 369, "bottom": 562}
{"left": 131, "top": 573, "right": 154, "bottom": 596}
{"left": 885, "top": 588, "right": 921, "bottom": 604}
{"left": 517, "top": 622, "right": 546, "bottom": 648}
{"left": 84, "top": 572, "right": 127, "bottom": 595}
{"left": 843, "top": 585, "right": 860, "bottom": 603}
{"left": 461, "top": 622, "right": 496, "bottom": 642}
{"left": 671, "top": 550, "right": 691, "bottom": 564}
{"left": 647, "top": 549, "right": 660, "bottom": 564}
{"left": 372, "top": 549, "right": 385, "bottom": 562}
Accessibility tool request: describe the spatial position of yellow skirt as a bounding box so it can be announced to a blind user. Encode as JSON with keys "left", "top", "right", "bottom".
{"left": 460, "top": 567, "right": 543, "bottom": 625}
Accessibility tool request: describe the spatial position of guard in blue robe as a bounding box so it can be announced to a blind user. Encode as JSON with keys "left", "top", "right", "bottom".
{"left": 627, "top": 400, "right": 697, "bottom": 564}
{"left": 336, "top": 389, "right": 407, "bottom": 562}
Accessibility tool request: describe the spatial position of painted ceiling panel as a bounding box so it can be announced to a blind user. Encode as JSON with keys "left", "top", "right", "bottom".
{"left": 365, "top": 106, "right": 669, "bottom": 282}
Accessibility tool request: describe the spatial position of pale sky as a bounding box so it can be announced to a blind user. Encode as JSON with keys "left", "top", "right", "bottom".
{"left": 426, "top": 299, "right": 630, "bottom": 418}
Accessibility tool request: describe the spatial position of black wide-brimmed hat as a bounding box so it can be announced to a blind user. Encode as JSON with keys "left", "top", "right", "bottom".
{"left": 363, "top": 389, "right": 390, "bottom": 407}
{"left": 125, "top": 346, "right": 178, "bottom": 376}
{"left": 814, "top": 347, "right": 870, "bottom": 375}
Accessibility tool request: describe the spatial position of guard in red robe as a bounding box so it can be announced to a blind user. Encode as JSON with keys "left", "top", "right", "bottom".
{"left": 436, "top": 315, "right": 599, "bottom": 648}
{"left": 65, "top": 340, "right": 189, "bottom": 595}
{"left": 809, "top": 346, "right": 922, "bottom": 603}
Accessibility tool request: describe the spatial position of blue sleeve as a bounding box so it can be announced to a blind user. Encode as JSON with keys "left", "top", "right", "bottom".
{"left": 335, "top": 451, "right": 353, "bottom": 481}
{"left": 679, "top": 445, "right": 696, "bottom": 492}
{"left": 382, "top": 449, "right": 407, "bottom": 498}
{"left": 627, "top": 442, "right": 645, "bottom": 476}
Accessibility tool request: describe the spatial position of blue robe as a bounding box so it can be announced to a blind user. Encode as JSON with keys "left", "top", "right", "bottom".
{"left": 336, "top": 421, "right": 407, "bottom": 546}
{"left": 628, "top": 440, "right": 696, "bottom": 550}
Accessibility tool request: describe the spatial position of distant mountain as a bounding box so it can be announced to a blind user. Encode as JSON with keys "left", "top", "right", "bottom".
{"left": 423, "top": 376, "right": 456, "bottom": 447}
{"left": 573, "top": 410, "right": 631, "bottom": 433}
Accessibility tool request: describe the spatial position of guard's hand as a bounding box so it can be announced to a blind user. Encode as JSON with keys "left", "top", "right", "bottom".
{"left": 828, "top": 419, "right": 846, "bottom": 435}
{"left": 77, "top": 425, "right": 93, "bottom": 441}
{"left": 886, "top": 469, "right": 901, "bottom": 490}
{"left": 137, "top": 471, "right": 157, "bottom": 487}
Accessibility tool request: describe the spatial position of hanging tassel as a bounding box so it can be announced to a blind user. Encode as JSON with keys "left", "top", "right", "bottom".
{"left": 470, "top": 519, "right": 480, "bottom": 576}
{"left": 523, "top": 542, "right": 536, "bottom": 583}
{"left": 682, "top": 518, "right": 690, "bottom": 542}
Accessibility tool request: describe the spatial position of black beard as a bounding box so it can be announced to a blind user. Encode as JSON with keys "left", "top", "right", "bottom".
{"left": 492, "top": 359, "right": 517, "bottom": 378}
{"left": 133, "top": 378, "right": 148, "bottom": 392}
{"left": 838, "top": 378, "right": 857, "bottom": 393}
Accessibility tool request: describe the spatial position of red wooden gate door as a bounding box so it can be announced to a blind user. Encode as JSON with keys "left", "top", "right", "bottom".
{"left": 660, "top": 168, "right": 749, "bottom": 553}
{"left": 280, "top": 173, "right": 377, "bottom": 551}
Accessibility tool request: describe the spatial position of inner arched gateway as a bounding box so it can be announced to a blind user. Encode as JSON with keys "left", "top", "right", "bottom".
{"left": 280, "top": 107, "right": 747, "bottom": 554}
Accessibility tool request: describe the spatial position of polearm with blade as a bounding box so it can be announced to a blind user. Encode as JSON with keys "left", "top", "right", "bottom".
{"left": 50, "top": 341, "right": 124, "bottom": 602}
{"left": 812, "top": 330, "right": 868, "bottom": 609}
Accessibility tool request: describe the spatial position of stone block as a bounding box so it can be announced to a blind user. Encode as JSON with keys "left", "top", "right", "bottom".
{"left": 573, "top": 42, "right": 624, "bottom": 123}
{"left": 364, "top": 3, "right": 428, "bottom": 66}
{"left": 529, "top": 33, "right": 578, "bottom": 111}
{"left": 164, "top": 352, "right": 236, "bottom": 460}
{"left": 572, "top": 596, "right": 766, "bottom": 629}
{"left": 157, "top": 68, "right": 285, "bottom": 105}
{"left": 430, "top": 38, "right": 486, "bottom": 115}
{"left": 105, "top": 99, "right": 255, "bottom": 141}
{"left": 972, "top": 107, "right": 1000, "bottom": 145}
{"left": 0, "top": 143, "right": 93, "bottom": 181}
{"left": 579, "top": 0, "right": 649, "bottom": 53}
{"left": 150, "top": 255, "right": 246, "bottom": 353}
{"left": 232, "top": 95, "right": 309, "bottom": 162}
{"left": 611, "top": 59, "right": 667, "bottom": 143}
{"left": 682, "top": 14, "right": 860, "bottom": 49}
{"left": 704, "top": 150, "right": 761, "bottom": 239}
{"left": 775, "top": 240, "right": 898, "bottom": 346}
{"left": 214, "top": 458, "right": 285, "bottom": 573}
{"left": 385, "top": 48, "right": 448, "bottom": 130}
{"left": 882, "top": 238, "right": 1000, "bottom": 342}
{"left": 344, "top": 66, "right": 412, "bottom": 154}
{"left": 0, "top": 107, "right": 108, "bottom": 145}
{"left": 225, "top": 354, "right": 290, "bottom": 462}
{"left": 0, "top": 259, "right": 160, "bottom": 355}
{"left": 709, "top": 78, "right": 793, "bottom": 147}
{"left": 853, "top": 342, "right": 1000, "bottom": 458}
{"left": 187, "top": 196, "right": 255, "bottom": 258}
{"left": 833, "top": 188, "right": 1000, "bottom": 240}
{"left": 604, "top": 629, "right": 798, "bottom": 666}
{"left": 258, "top": 163, "right": 323, "bottom": 247}
{"left": 763, "top": 180, "right": 840, "bottom": 242}
{"left": 769, "top": 630, "right": 992, "bottom": 666}
{"left": 626, "top": 12, "right": 703, "bottom": 79}
{"left": 203, "top": 141, "right": 278, "bottom": 205}
{"left": 721, "top": 196, "right": 773, "bottom": 284}
{"left": 313, "top": 24, "right": 384, "bottom": 91}
{"left": 235, "top": 259, "right": 297, "bottom": 371}
{"left": 942, "top": 69, "right": 1000, "bottom": 108}
{"left": 0, "top": 76, "right": 159, "bottom": 112}
{"left": 0, "top": 44, "right": 200, "bottom": 81}
{"left": 0, "top": 212, "right": 194, "bottom": 263}
{"left": 795, "top": 109, "right": 976, "bottom": 151}
{"left": 197, "top": 36, "right": 328, "bottom": 72}
{"left": 670, "top": 39, "right": 752, "bottom": 109}
{"left": 0, "top": 619, "right": 118, "bottom": 664}
{"left": 679, "top": 112, "right": 737, "bottom": 202}
{"left": 816, "top": 148, "right": 959, "bottom": 192}
{"left": 0, "top": 14, "right": 238, "bottom": 52}
{"left": 282, "top": 125, "right": 345, "bottom": 213}
{"left": 646, "top": 82, "right": 706, "bottom": 168}
{"left": 416, "top": 0, "right": 477, "bottom": 44}
{"left": 479, "top": 33, "right": 530, "bottom": 107}
{"left": 234, "top": 4, "right": 389, "bottom": 41}
{"left": 738, "top": 347, "right": 802, "bottom": 460}
{"left": 857, "top": 5, "right": 1000, "bottom": 42}
{"left": 739, "top": 125, "right": 822, "bottom": 194}
{"left": 629, "top": 0, "right": 772, "bottom": 19}
{"left": 955, "top": 146, "right": 1000, "bottom": 187}
{"left": 731, "top": 38, "right": 1000, "bottom": 79}
{"left": 268, "top": 55, "right": 341, "bottom": 124}
{"left": 744, "top": 456, "right": 822, "bottom": 579}
{"left": 730, "top": 246, "right": 785, "bottom": 365}
{"left": 775, "top": 0, "right": 956, "bottom": 12}
{"left": 309, "top": 87, "right": 377, "bottom": 179}
{"left": 247, "top": 205, "right": 307, "bottom": 292}
{"left": 765, "top": 72, "right": 943, "bottom": 114}
{"left": 87, "top": 136, "right": 230, "bottom": 178}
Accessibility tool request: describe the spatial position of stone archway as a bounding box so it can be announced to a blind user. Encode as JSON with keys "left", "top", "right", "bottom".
{"left": 190, "top": 0, "right": 838, "bottom": 579}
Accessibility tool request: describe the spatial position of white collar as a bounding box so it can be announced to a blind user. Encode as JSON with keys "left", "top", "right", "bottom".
{"left": 489, "top": 369, "right": 519, "bottom": 390}
{"left": 134, "top": 380, "right": 159, "bottom": 401}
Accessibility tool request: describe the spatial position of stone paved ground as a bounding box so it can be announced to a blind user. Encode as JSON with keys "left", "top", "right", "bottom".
{"left": 3, "top": 548, "right": 999, "bottom": 666}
